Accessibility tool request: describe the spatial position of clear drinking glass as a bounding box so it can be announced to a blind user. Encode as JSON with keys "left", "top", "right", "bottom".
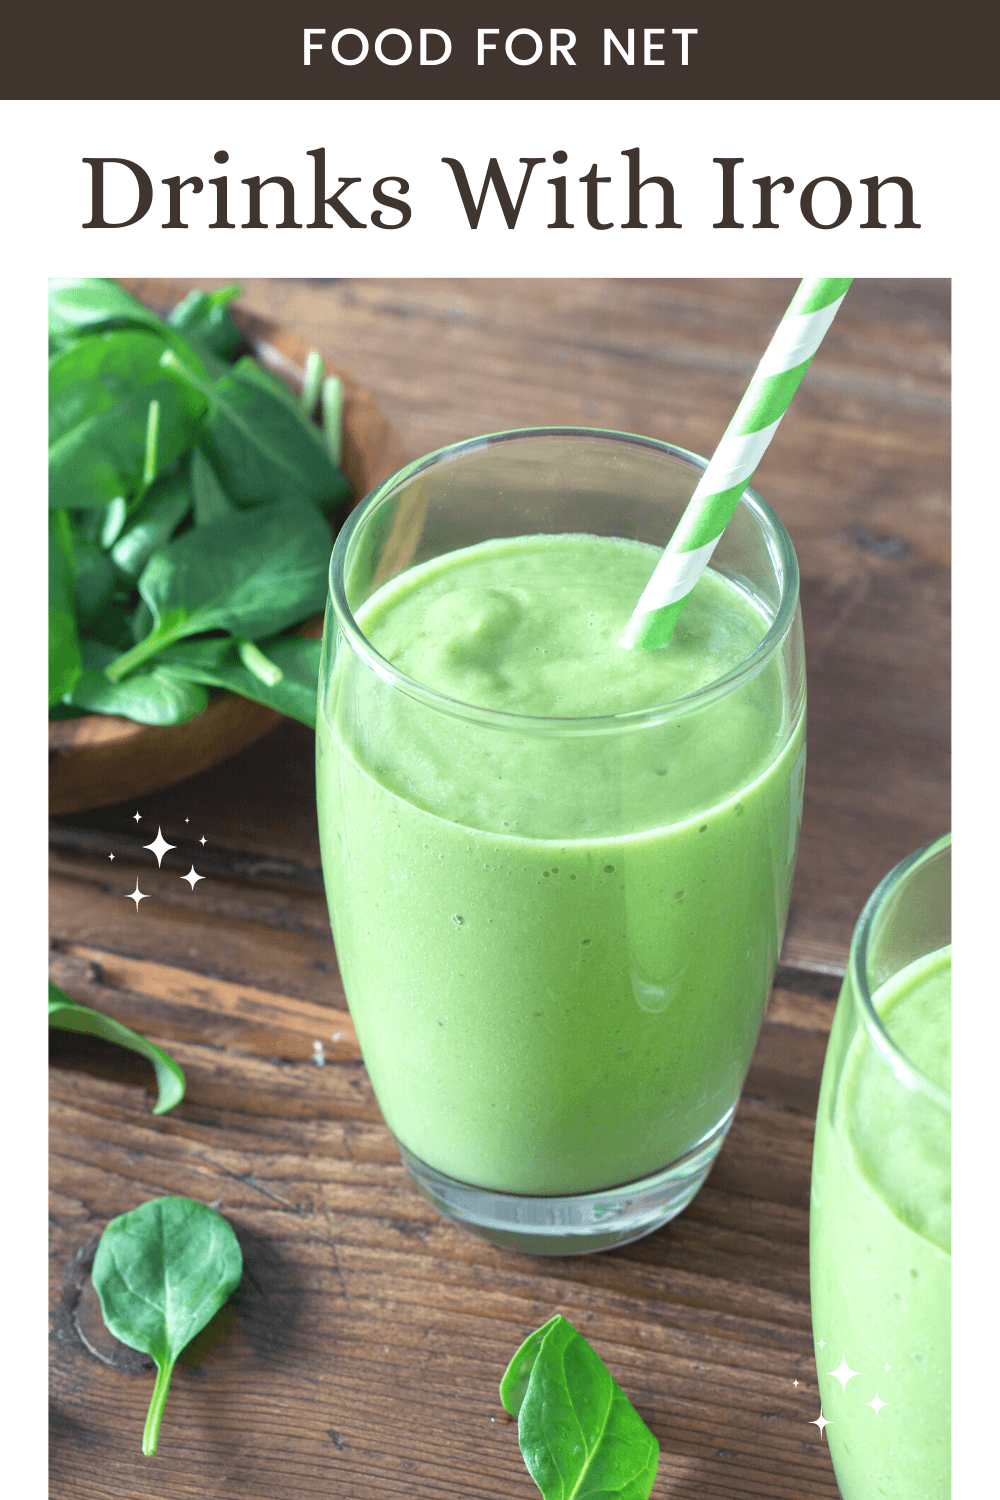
{"left": 810, "top": 835, "right": 951, "bottom": 1497}
{"left": 317, "top": 428, "right": 806, "bottom": 1253}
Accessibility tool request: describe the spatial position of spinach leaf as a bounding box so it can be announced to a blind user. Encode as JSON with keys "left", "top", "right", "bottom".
{"left": 66, "top": 657, "right": 209, "bottom": 725}
{"left": 84, "top": 599, "right": 138, "bottom": 653}
{"left": 49, "top": 510, "right": 81, "bottom": 704}
{"left": 49, "top": 331, "right": 169, "bottom": 445}
{"left": 190, "top": 443, "right": 233, "bottom": 526}
{"left": 231, "top": 358, "right": 351, "bottom": 513}
{"left": 74, "top": 505, "right": 109, "bottom": 546}
{"left": 131, "top": 598, "right": 154, "bottom": 644}
{"left": 48, "top": 981, "right": 185, "bottom": 1115}
{"left": 48, "top": 280, "right": 213, "bottom": 376}
{"left": 168, "top": 285, "right": 242, "bottom": 363}
{"left": 229, "top": 352, "right": 321, "bottom": 415}
{"left": 47, "top": 282, "right": 353, "bottom": 729}
{"left": 500, "top": 1315, "right": 659, "bottom": 1500}
{"left": 72, "top": 539, "right": 119, "bottom": 631}
{"left": 162, "top": 350, "right": 350, "bottom": 513}
{"left": 91, "top": 1196, "right": 242, "bottom": 1455}
{"left": 233, "top": 357, "right": 347, "bottom": 484}
{"left": 49, "top": 279, "right": 172, "bottom": 344}
{"left": 49, "top": 378, "right": 206, "bottom": 511}
{"left": 158, "top": 634, "right": 323, "bottom": 727}
{"left": 111, "top": 465, "right": 194, "bottom": 580}
{"left": 100, "top": 497, "right": 129, "bottom": 549}
{"left": 106, "top": 498, "right": 331, "bottom": 680}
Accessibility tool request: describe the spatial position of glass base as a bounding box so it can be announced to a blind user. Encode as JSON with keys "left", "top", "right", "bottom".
{"left": 395, "top": 1107, "right": 736, "bottom": 1255}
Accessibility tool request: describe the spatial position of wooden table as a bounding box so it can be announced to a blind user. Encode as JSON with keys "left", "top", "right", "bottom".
{"left": 49, "top": 279, "right": 950, "bottom": 1498}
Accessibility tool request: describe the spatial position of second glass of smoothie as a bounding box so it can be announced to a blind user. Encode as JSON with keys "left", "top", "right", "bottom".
{"left": 810, "top": 834, "right": 951, "bottom": 1498}
{"left": 317, "top": 429, "right": 806, "bottom": 1252}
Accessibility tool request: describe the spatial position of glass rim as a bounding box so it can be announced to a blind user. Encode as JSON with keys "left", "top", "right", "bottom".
{"left": 848, "top": 832, "right": 951, "bottom": 1111}
{"left": 328, "top": 425, "right": 801, "bottom": 735}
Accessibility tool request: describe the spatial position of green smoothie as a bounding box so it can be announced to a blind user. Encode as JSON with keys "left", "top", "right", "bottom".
{"left": 318, "top": 533, "right": 804, "bottom": 1194}
{"left": 810, "top": 947, "right": 951, "bottom": 1499}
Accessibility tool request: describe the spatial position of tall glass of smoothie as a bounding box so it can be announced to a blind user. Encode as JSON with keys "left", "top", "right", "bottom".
{"left": 317, "top": 428, "right": 806, "bottom": 1253}
{"left": 810, "top": 834, "right": 951, "bottom": 1497}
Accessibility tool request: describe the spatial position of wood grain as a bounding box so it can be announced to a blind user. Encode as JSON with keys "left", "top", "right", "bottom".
{"left": 50, "top": 278, "right": 948, "bottom": 1499}
{"left": 50, "top": 1024, "right": 834, "bottom": 1499}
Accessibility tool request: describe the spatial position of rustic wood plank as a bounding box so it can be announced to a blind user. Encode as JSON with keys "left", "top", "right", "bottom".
{"left": 50, "top": 1036, "right": 836, "bottom": 1499}
{"left": 49, "top": 860, "right": 335, "bottom": 1006}
{"left": 50, "top": 945, "right": 356, "bottom": 1058}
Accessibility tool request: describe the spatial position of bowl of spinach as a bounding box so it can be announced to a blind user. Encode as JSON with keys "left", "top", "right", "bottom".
{"left": 49, "top": 279, "right": 404, "bottom": 814}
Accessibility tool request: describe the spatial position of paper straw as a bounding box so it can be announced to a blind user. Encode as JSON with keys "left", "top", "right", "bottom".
{"left": 621, "top": 278, "right": 853, "bottom": 651}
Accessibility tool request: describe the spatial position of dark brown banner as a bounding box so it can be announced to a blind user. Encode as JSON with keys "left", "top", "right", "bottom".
{"left": 5, "top": 2, "right": 985, "bottom": 100}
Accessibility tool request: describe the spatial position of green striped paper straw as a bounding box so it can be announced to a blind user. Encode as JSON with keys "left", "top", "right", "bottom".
{"left": 621, "top": 277, "right": 853, "bottom": 651}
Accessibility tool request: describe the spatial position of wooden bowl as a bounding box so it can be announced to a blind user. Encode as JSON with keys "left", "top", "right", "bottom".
{"left": 49, "top": 281, "right": 406, "bottom": 816}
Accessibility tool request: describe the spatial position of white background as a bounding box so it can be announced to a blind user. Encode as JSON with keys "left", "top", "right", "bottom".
{"left": 8, "top": 95, "right": 991, "bottom": 1493}
{"left": 22, "top": 98, "right": 965, "bottom": 276}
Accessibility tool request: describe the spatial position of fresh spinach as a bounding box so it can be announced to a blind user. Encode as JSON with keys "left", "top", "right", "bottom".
{"left": 500, "top": 1314, "right": 659, "bottom": 1500}
{"left": 167, "top": 284, "right": 242, "bottom": 364}
{"left": 48, "top": 279, "right": 173, "bottom": 346}
{"left": 71, "top": 539, "right": 119, "bottom": 631}
{"left": 67, "top": 648, "right": 210, "bottom": 725}
{"left": 48, "top": 279, "right": 214, "bottom": 374}
{"left": 48, "top": 281, "right": 350, "bottom": 729}
{"left": 157, "top": 634, "right": 323, "bottom": 727}
{"left": 110, "top": 465, "right": 194, "bottom": 580}
{"left": 163, "top": 350, "right": 350, "bottom": 514}
{"left": 91, "top": 1196, "right": 242, "bottom": 1455}
{"left": 190, "top": 443, "right": 233, "bottom": 526}
{"left": 83, "top": 598, "right": 139, "bottom": 653}
{"left": 49, "top": 377, "right": 205, "bottom": 512}
{"left": 49, "top": 511, "right": 81, "bottom": 703}
{"left": 48, "top": 331, "right": 169, "bottom": 445}
{"left": 48, "top": 981, "right": 185, "bottom": 1115}
{"left": 100, "top": 496, "right": 129, "bottom": 549}
{"left": 106, "top": 498, "right": 331, "bottom": 680}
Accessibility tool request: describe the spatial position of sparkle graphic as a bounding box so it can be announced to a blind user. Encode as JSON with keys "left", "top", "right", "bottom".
{"left": 793, "top": 1379, "right": 799, "bottom": 1387}
{"left": 143, "top": 827, "right": 177, "bottom": 867}
{"left": 884, "top": 1363, "right": 891, "bottom": 1372}
{"left": 132, "top": 811, "right": 142, "bottom": 822}
{"left": 125, "top": 883, "right": 150, "bottom": 910}
{"left": 829, "top": 1356, "right": 859, "bottom": 1392}
{"left": 181, "top": 867, "right": 205, "bottom": 890}
{"left": 811, "top": 1410, "right": 830, "bottom": 1439}
{"left": 185, "top": 818, "right": 190, "bottom": 823}
{"left": 108, "top": 853, "right": 115, "bottom": 861}
{"left": 199, "top": 835, "right": 207, "bottom": 845}
{"left": 817, "top": 1339, "right": 826, "bottom": 1350}
{"left": 865, "top": 1393, "right": 888, "bottom": 1416}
